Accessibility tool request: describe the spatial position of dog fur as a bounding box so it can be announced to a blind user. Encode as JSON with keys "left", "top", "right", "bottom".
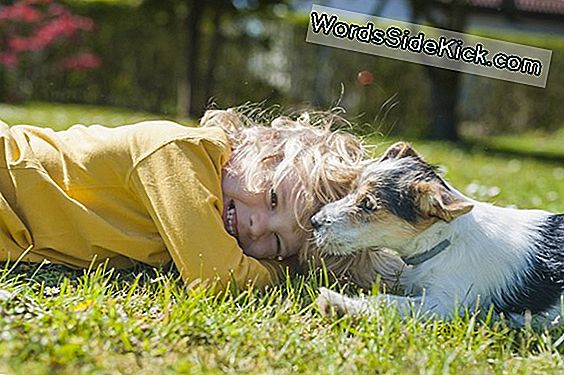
{"left": 312, "top": 142, "right": 564, "bottom": 327}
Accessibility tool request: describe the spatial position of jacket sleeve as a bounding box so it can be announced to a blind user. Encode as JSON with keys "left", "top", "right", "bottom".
{"left": 127, "top": 137, "right": 285, "bottom": 292}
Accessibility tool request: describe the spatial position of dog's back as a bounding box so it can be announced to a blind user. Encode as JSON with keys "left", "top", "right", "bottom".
{"left": 493, "top": 214, "right": 564, "bottom": 316}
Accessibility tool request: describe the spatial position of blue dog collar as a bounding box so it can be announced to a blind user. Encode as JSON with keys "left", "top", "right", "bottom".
{"left": 403, "top": 239, "right": 451, "bottom": 266}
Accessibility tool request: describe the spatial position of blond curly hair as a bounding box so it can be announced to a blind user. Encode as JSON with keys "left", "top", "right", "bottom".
{"left": 200, "top": 106, "right": 404, "bottom": 289}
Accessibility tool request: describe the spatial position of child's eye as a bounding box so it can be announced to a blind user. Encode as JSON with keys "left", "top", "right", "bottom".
{"left": 274, "top": 233, "right": 282, "bottom": 259}
{"left": 269, "top": 189, "right": 278, "bottom": 210}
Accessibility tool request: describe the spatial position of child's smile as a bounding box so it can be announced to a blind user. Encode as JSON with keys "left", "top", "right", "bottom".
{"left": 221, "top": 170, "right": 303, "bottom": 260}
{"left": 223, "top": 199, "right": 239, "bottom": 239}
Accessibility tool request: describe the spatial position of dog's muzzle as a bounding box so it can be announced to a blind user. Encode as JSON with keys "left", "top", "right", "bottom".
{"left": 311, "top": 211, "right": 331, "bottom": 231}
{"left": 311, "top": 201, "right": 360, "bottom": 256}
{"left": 310, "top": 212, "right": 327, "bottom": 247}
{"left": 311, "top": 208, "right": 338, "bottom": 250}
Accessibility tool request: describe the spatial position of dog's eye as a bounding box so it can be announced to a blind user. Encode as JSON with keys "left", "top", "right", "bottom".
{"left": 359, "top": 196, "right": 378, "bottom": 213}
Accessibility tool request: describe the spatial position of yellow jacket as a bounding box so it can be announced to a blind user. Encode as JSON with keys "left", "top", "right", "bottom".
{"left": 0, "top": 120, "right": 282, "bottom": 290}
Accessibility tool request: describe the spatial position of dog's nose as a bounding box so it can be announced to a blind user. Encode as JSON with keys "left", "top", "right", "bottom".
{"left": 311, "top": 213, "right": 329, "bottom": 230}
{"left": 311, "top": 216, "right": 321, "bottom": 230}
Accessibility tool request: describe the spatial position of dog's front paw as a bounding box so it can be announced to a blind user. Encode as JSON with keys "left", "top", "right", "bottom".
{"left": 317, "top": 287, "right": 354, "bottom": 318}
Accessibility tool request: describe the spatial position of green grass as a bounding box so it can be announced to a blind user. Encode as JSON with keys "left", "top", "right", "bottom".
{"left": 1, "top": 102, "right": 564, "bottom": 374}
{"left": 467, "top": 128, "right": 564, "bottom": 160}
{"left": 3, "top": 263, "right": 564, "bottom": 374}
{"left": 0, "top": 101, "right": 192, "bottom": 130}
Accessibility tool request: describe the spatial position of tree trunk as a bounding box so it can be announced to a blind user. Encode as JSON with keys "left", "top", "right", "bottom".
{"left": 187, "top": 0, "right": 205, "bottom": 117}
{"left": 176, "top": 7, "right": 188, "bottom": 117}
{"left": 203, "top": 6, "right": 225, "bottom": 108}
{"left": 426, "top": 67, "right": 461, "bottom": 141}
{"left": 409, "top": 0, "right": 467, "bottom": 141}
{"left": 177, "top": 0, "right": 205, "bottom": 118}
{"left": 0, "top": 70, "right": 5, "bottom": 103}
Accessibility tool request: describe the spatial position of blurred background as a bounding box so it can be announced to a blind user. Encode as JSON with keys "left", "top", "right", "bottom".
{"left": 0, "top": 0, "right": 562, "bottom": 142}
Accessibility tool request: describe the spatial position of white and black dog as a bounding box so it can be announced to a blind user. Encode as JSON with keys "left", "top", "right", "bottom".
{"left": 312, "top": 142, "right": 564, "bottom": 327}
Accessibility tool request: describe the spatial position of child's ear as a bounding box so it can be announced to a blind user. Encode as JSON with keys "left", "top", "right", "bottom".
{"left": 379, "top": 142, "right": 423, "bottom": 162}
{"left": 413, "top": 180, "right": 473, "bottom": 222}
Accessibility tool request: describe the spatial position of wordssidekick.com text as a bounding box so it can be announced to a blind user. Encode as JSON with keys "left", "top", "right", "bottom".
{"left": 310, "top": 10, "right": 544, "bottom": 77}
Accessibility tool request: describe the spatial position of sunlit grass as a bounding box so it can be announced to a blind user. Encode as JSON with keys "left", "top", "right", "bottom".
{"left": 2, "top": 262, "right": 564, "bottom": 374}
{"left": 0, "top": 102, "right": 563, "bottom": 373}
{"left": 0, "top": 101, "right": 193, "bottom": 130}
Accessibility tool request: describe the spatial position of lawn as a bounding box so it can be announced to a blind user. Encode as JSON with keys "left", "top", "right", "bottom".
{"left": 0, "top": 101, "right": 192, "bottom": 130}
{"left": 0, "top": 102, "right": 563, "bottom": 374}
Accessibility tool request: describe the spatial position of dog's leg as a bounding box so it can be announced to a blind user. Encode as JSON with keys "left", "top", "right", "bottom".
{"left": 317, "top": 288, "right": 371, "bottom": 317}
{"left": 317, "top": 288, "right": 426, "bottom": 318}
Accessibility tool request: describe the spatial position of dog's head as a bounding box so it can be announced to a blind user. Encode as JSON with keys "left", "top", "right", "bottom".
{"left": 311, "top": 142, "right": 473, "bottom": 256}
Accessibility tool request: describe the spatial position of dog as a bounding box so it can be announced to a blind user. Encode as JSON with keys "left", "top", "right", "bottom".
{"left": 312, "top": 142, "right": 564, "bottom": 327}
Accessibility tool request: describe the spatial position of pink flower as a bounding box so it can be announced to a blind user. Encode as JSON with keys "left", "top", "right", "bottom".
{"left": 0, "top": 53, "right": 18, "bottom": 68}
{"left": 23, "top": 0, "right": 53, "bottom": 4}
{"left": 8, "top": 36, "right": 34, "bottom": 52}
{"left": 60, "top": 52, "right": 101, "bottom": 71}
{"left": 21, "top": 0, "right": 53, "bottom": 8}
{"left": 31, "top": 14, "right": 93, "bottom": 49}
{"left": 0, "top": 3, "right": 42, "bottom": 22}
{"left": 0, "top": 1, "right": 97, "bottom": 69}
{"left": 47, "top": 3, "right": 68, "bottom": 17}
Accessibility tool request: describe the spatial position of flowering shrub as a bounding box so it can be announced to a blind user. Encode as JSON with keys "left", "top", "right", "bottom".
{"left": 0, "top": 0, "right": 100, "bottom": 71}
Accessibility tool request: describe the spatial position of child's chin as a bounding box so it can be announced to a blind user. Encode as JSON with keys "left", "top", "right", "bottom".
{"left": 242, "top": 248, "right": 255, "bottom": 257}
{"left": 243, "top": 248, "right": 267, "bottom": 259}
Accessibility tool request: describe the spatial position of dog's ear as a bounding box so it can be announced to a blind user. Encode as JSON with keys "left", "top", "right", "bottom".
{"left": 413, "top": 180, "right": 473, "bottom": 222}
{"left": 379, "top": 142, "right": 423, "bottom": 162}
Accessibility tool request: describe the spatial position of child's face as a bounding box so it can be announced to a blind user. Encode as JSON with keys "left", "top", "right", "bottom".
{"left": 221, "top": 171, "right": 303, "bottom": 260}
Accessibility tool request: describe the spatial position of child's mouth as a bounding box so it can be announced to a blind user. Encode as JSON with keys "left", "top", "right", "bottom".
{"left": 224, "top": 199, "right": 239, "bottom": 240}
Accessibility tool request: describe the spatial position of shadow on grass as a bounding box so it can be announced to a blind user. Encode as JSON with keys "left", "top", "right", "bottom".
{"left": 460, "top": 139, "right": 564, "bottom": 165}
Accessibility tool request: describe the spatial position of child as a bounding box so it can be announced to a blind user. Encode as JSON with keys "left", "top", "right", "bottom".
{"left": 0, "top": 107, "right": 368, "bottom": 291}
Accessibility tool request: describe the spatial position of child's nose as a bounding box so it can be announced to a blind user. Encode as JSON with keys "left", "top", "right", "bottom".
{"left": 249, "top": 211, "right": 269, "bottom": 240}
